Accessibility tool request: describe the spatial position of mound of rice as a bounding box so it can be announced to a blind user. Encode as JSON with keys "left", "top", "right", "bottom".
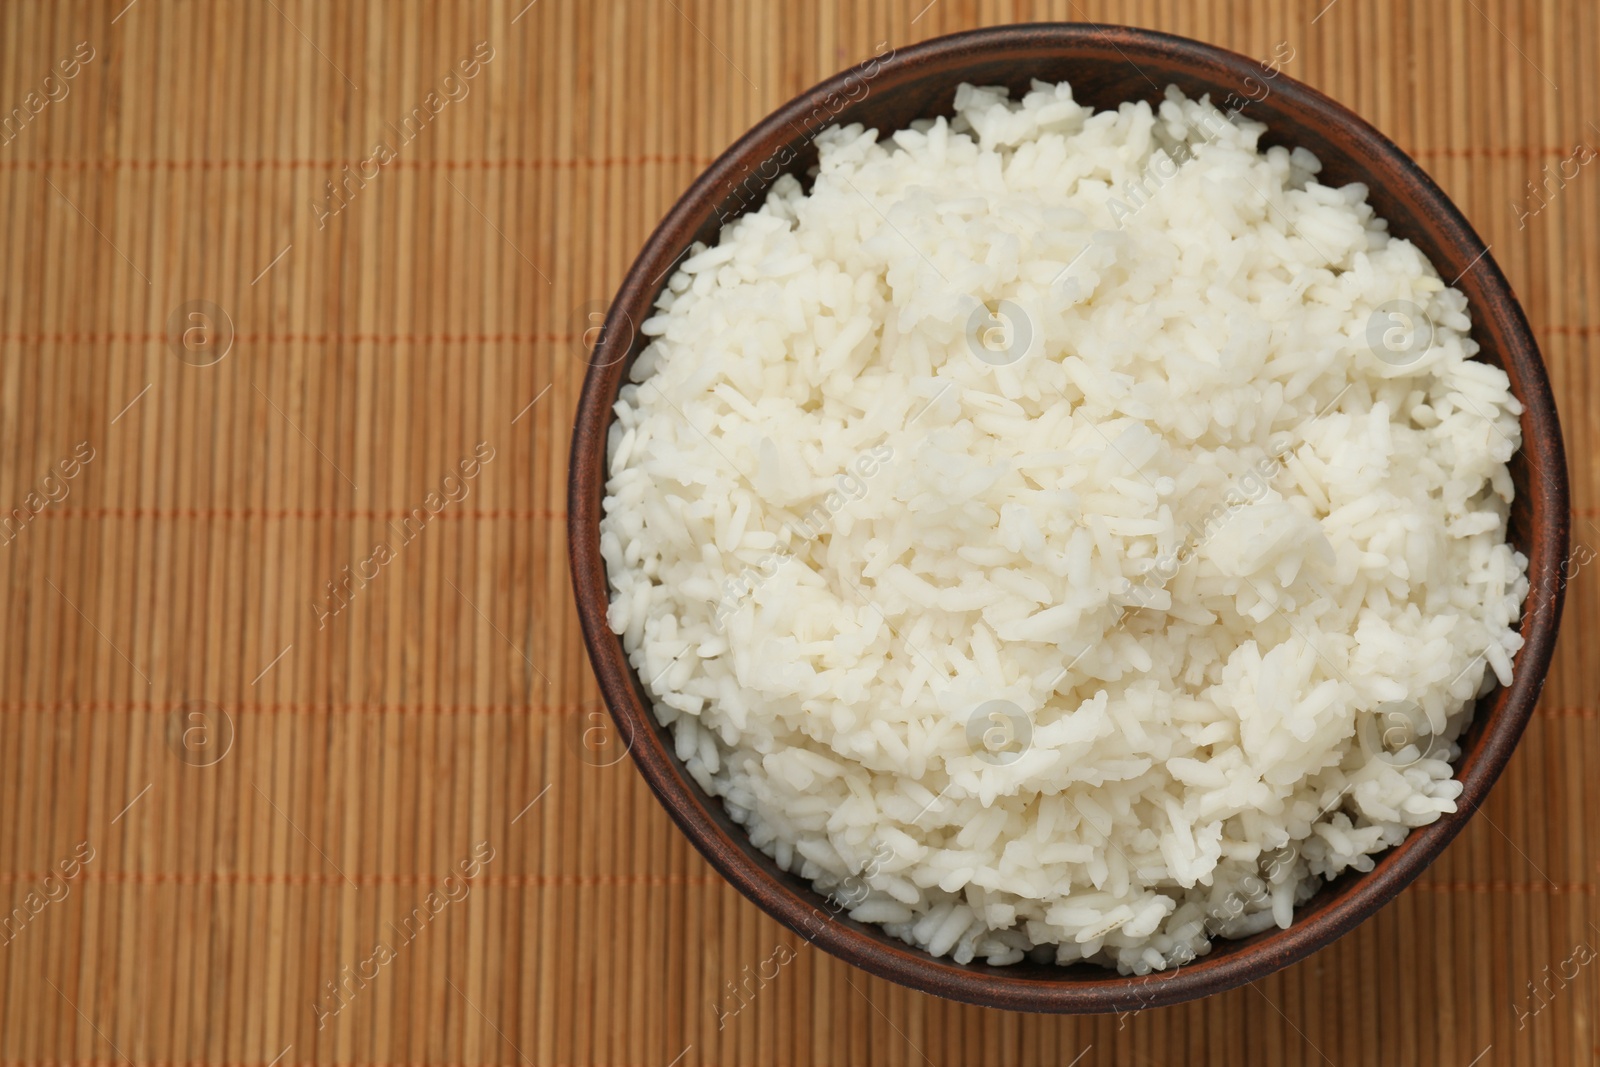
{"left": 599, "top": 80, "right": 1528, "bottom": 973}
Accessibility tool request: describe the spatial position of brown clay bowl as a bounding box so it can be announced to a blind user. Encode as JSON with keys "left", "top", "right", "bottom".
{"left": 568, "top": 23, "right": 1568, "bottom": 1012}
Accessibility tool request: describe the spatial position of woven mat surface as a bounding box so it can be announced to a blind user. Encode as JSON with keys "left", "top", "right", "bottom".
{"left": 0, "top": 1, "right": 1596, "bottom": 1065}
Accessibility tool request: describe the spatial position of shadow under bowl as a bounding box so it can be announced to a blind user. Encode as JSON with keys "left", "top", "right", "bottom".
{"left": 568, "top": 22, "right": 1569, "bottom": 1013}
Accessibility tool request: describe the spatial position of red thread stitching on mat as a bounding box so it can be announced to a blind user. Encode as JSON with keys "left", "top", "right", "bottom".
{"left": 0, "top": 702, "right": 598, "bottom": 715}
{"left": 0, "top": 146, "right": 1580, "bottom": 170}
{"left": 0, "top": 870, "right": 1579, "bottom": 891}
{"left": 1411, "top": 144, "right": 1593, "bottom": 160}
{"left": 0, "top": 155, "right": 716, "bottom": 170}
{"left": 1, "top": 327, "right": 1592, "bottom": 347}
{"left": 33, "top": 508, "right": 1600, "bottom": 527}
{"left": 30, "top": 508, "right": 564, "bottom": 522}
{"left": 0, "top": 333, "right": 575, "bottom": 344}
{"left": 0, "top": 871, "right": 722, "bottom": 887}
{"left": 1410, "top": 881, "right": 1594, "bottom": 893}
{"left": 3, "top": 702, "right": 1589, "bottom": 717}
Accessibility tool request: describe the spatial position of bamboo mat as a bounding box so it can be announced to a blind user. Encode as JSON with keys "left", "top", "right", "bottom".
{"left": 0, "top": 1, "right": 1595, "bottom": 1065}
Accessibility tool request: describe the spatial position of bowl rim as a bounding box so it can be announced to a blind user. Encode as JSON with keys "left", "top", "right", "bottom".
{"left": 568, "top": 21, "right": 1570, "bottom": 1013}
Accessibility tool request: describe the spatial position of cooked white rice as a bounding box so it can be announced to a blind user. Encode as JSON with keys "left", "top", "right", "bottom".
{"left": 599, "top": 80, "right": 1528, "bottom": 973}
